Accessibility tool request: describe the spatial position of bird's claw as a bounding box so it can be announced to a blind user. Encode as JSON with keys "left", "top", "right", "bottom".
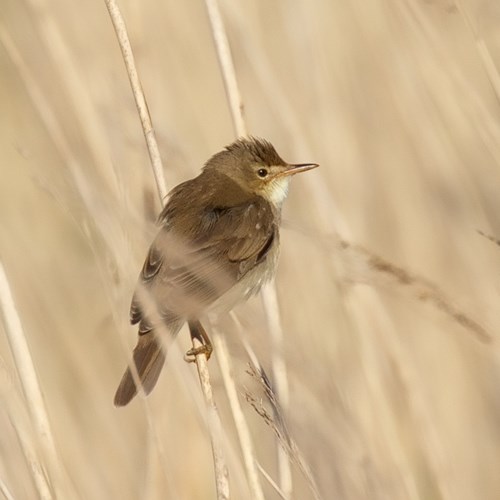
{"left": 184, "top": 343, "right": 213, "bottom": 363}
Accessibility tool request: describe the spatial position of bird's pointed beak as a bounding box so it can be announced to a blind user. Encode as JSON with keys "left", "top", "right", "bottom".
{"left": 279, "top": 162, "right": 319, "bottom": 178}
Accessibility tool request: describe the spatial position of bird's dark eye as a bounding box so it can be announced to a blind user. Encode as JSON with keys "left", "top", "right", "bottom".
{"left": 257, "top": 168, "right": 268, "bottom": 178}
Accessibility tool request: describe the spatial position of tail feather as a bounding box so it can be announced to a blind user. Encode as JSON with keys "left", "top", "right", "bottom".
{"left": 114, "top": 334, "right": 166, "bottom": 407}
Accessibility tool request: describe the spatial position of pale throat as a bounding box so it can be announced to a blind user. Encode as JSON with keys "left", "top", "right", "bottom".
{"left": 265, "top": 176, "right": 291, "bottom": 207}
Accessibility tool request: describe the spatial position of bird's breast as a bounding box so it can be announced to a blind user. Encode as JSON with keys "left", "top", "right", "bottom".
{"left": 206, "top": 235, "right": 280, "bottom": 315}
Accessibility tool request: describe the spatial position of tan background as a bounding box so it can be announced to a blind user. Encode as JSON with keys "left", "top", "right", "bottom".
{"left": 1, "top": 0, "right": 500, "bottom": 498}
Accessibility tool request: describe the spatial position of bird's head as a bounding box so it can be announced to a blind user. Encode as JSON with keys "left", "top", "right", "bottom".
{"left": 203, "top": 137, "right": 318, "bottom": 206}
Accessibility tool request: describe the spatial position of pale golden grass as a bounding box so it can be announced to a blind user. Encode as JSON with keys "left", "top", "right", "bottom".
{"left": 1, "top": 0, "right": 500, "bottom": 499}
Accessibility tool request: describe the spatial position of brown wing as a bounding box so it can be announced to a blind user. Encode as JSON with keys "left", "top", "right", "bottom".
{"left": 195, "top": 201, "right": 275, "bottom": 262}
{"left": 130, "top": 197, "right": 276, "bottom": 329}
{"left": 130, "top": 243, "right": 163, "bottom": 325}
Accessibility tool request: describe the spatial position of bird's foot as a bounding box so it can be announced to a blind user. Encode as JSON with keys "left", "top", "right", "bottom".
{"left": 184, "top": 342, "right": 213, "bottom": 363}
{"left": 185, "top": 319, "right": 213, "bottom": 363}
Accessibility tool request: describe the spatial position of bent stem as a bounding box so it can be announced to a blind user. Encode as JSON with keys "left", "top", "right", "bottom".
{"left": 104, "top": 0, "right": 229, "bottom": 497}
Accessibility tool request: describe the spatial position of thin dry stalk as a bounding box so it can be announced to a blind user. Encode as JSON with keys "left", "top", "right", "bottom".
{"left": 103, "top": 0, "right": 229, "bottom": 497}
{"left": 286, "top": 220, "right": 492, "bottom": 344}
{"left": 203, "top": 0, "right": 294, "bottom": 494}
{"left": 192, "top": 336, "right": 230, "bottom": 500}
{"left": 359, "top": 289, "right": 455, "bottom": 499}
{"left": 477, "top": 229, "right": 500, "bottom": 248}
{"left": 0, "top": 476, "right": 15, "bottom": 500}
{"left": 25, "top": 0, "right": 119, "bottom": 199}
{"left": 400, "top": 0, "right": 500, "bottom": 155}
{"left": 256, "top": 462, "right": 287, "bottom": 500}
{"left": 358, "top": 244, "right": 491, "bottom": 344}
{"left": 231, "top": 313, "right": 291, "bottom": 449}
{"left": 0, "top": 262, "right": 65, "bottom": 499}
{"left": 232, "top": 309, "right": 296, "bottom": 487}
{"left": 203, "top": 0, "right": 247, "bottom": 137}
{"left": 10, "top": 414, "right": 52, "bottom": 500}
{"left": 0, "top": 25, "right": 123, "bottom": 264}
{"left": 0, "top": 366, "right": 49, "bottom": 500}
{"left": 260, "top": 284, "right": 292, "bottom": 498}
{"left": 452, "top": 0, "right": 500, "bottom": 103}
{"left": 212, "top": 332, "right": 264, "bottom": 500}
{"left": 103, "top": 0, "right": 167, "bottom": 203}
{"left": 244, "top": 365, "right": 323, "bottom": 500}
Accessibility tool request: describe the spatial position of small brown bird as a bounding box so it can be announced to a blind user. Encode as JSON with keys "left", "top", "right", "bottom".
{"left": 114, "top": 137, "right": 318, "bottom": 406}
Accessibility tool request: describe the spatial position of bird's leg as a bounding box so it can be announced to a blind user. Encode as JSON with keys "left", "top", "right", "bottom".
{"left": 185, "top": 320, "right": 213, "bottom": 363}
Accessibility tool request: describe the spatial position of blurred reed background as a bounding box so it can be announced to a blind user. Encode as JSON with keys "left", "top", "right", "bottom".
{"left": 1, "top": 0, "right": 500, "bottom": 498}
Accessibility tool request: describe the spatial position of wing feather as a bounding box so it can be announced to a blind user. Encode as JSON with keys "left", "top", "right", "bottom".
{"left": 130, "top": 194, "right": 276, "bottom": 324}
